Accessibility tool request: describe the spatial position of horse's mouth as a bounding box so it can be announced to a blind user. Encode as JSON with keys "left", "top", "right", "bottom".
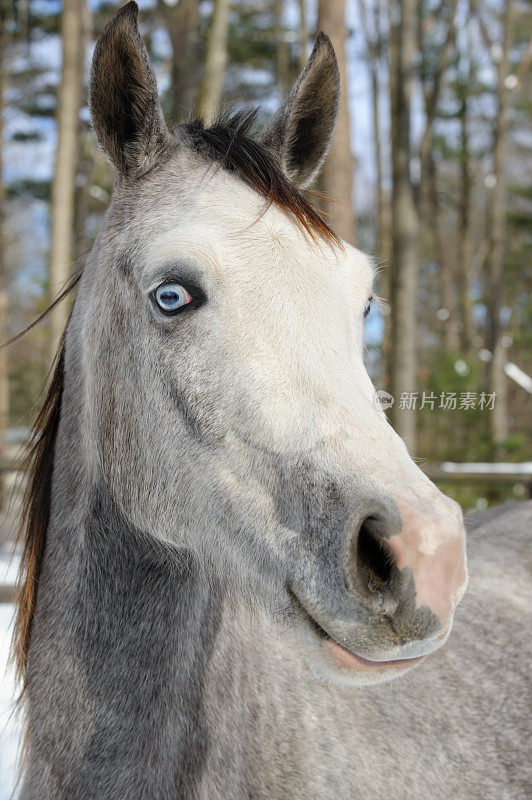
{"left": 291, "top": 594, "right": 426, "bottom": 674}
{"left": 322, "top": 637, "right": 425, "bottom": 673}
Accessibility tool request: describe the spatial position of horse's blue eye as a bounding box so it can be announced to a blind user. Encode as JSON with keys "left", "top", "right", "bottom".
{"left": 154, "top": 283, "right": 193, "bottom": 313}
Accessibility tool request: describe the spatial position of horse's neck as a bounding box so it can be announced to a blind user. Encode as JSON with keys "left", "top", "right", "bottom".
{"left": 29, "top": 477, "right": 358, "bottom": 799}
{"left": 26, "top": 481, "right": 226, "bottom": 798}
{"left": 27, "top": 388, "right": 345, "bottom": 798}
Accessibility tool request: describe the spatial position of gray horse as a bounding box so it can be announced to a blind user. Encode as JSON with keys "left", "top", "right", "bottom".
{"left": 13, "top": 3, "right": 530, "bottom": 798}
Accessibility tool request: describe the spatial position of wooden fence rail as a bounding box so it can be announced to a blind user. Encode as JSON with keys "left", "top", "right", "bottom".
{"left": 424, "top": 462, "right": 532, "bottom": 497}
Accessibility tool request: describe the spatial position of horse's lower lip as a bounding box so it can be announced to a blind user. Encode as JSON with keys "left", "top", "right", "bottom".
{"left": 323, "top": 637, "right": 425, "bottom": 672}
{"left": 291, "top": 592, "right": 426, "bottom": 672}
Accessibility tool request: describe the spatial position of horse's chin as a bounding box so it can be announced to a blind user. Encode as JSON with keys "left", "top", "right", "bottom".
{"left": 296, "top": 614, "right": 427, "bottom": 688}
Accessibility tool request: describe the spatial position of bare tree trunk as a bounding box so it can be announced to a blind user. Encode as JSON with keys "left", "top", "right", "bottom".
{"left": 357, "top": 0, "right": 392, "bottom": 382}
{"left": 417, "top": 0, "right": 458, "bottom": 342}
{"left": 457, "top": 90, "right": 474, "bottom": 353}
{"left": 73, "top": 1, "right": 93, "bottom": 268}
{"left": 357, "top": 0, "right": 388, "bottom": 258}
{"left": 371, "top": 57, "right": 394, "bottom": 384}
{"left": 418, "top": 0, "right": 458, "bottom": 185}
{"left": 48, "top": 0, "right": 84, "bottom": 357}
{"left": 297, "top": 0, "right": 309, "bottom": 71}
{"left": 428, "top": 152, "right": 459, "bottom": 350}
{"left": 389, "top": 0, "right": 419, "bottom": 452}
{"left": 371, "top": 67, "right": 386, "bottom": 257}
{"left": 317, "top": 0, "right": 356, "bottom": 244}
{"left": 486, "top": 0, "right": 513, "bottom": 452}
{"left": 380, "top": 192, "right": 394, "bottom": 386}
{"left": 158, "top": 0, "right": 200, "bottom": 122}
{"left": 0, "top": 2, "right": 8, "bottom": 508}
{"left": 197, "top": 0, "right": 231, "bottom": 124}
{"left": 274, "top": 0, "right": 290, "bottom": 98}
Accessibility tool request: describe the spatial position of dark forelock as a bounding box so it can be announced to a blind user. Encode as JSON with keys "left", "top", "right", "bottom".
{"left": 182, "top": 110, "right": 339, "bottom": 245}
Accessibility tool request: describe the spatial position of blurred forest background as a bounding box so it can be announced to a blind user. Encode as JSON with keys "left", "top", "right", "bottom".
{"left": 0, "top": 0, "right": 531, "bottom": 510}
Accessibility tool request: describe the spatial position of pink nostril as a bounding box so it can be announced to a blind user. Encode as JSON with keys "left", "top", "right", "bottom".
{"left": 345, "top": 496, "right": 468, "bottom": 634}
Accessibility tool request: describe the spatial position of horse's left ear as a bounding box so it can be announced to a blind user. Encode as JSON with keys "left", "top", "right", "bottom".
{"left": 259, "top": 33, "right": 340, "bottom": 189}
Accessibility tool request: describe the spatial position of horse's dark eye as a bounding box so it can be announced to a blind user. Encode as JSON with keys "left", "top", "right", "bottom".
{"left": 364, "top": 297, "right": 373, "bottom": 319}
{"left": 154, "top": 283, "right": 193, "bottom": 314}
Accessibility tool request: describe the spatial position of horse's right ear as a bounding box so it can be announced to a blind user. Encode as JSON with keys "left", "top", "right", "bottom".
{"left": 89, "top": 1, "right": 171, "bottom": 177}
{"left": 259, "top": 33, "right": 340, "bottom": 189}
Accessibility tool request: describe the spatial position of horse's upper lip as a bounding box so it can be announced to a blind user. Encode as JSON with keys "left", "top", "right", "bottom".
{"left": 291, "top": 591, "right": 426, "bottom": 671}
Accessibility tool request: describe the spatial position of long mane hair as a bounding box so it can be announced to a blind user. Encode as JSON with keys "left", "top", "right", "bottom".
{"left": 9, "top": 276, "right": 80, "bottom": 691}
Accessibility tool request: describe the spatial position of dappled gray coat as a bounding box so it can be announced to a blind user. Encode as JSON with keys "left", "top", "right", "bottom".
{"left": 14, "top": 4, "right": 530, "bottom": 799}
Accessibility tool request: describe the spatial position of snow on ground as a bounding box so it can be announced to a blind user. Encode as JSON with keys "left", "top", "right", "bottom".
{"left": 0, "top": 536, "right": 21, "bottom": 799}
{"left": 0, "top": 552, "right": 18, "bottom": 591}
{"left": 0, "top": 603, "right": 20, "bottom": 799}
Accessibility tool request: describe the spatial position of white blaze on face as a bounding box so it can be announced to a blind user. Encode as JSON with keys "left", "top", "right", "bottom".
{"left": 139, "top": 160, "right": 467, "bottom": 631}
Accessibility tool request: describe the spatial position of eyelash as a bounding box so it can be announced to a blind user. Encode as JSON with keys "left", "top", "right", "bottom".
{"left": 364, "top": 297, "right": 373, "bottom": 319}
